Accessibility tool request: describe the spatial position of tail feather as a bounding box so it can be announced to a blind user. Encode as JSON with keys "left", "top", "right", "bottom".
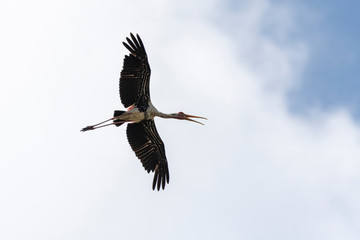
{"left": 113, "top": 110, "right": 125, "bottom": 127}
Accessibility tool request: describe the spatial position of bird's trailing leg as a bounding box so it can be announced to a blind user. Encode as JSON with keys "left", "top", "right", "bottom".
{"left": 81, "top": 117, "right": 125, "bottom": 132}
{"left": 81, "top": 110, "right": 127, "bottom": 131}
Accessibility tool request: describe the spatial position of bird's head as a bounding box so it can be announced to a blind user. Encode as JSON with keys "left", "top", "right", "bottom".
{"left": 171, "top": 112, "right": 207, "bottom": 125}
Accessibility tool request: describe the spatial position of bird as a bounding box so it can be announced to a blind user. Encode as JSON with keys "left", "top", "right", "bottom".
{"left": 81, "top": 33, "right": 206, "bottom": 190}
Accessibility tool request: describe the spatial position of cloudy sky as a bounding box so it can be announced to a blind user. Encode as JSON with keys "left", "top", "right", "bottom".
{"left": 1, "top": 0, "right": 360, "bottom": 239}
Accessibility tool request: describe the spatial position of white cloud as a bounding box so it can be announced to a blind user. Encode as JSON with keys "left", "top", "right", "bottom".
{"left": 1, "top": 0, "right": 359, "bottom": 239}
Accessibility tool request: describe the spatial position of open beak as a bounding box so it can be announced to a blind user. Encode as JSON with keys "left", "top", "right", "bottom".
{"left": 182, "top": 113, "right": 207, "bottom": 125}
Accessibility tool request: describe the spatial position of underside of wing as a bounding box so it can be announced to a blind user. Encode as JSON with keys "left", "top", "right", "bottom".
{"left": 126, "top": 120, "right": 170, "bottom": 190}
{"left": 120, "top": 33, "right": 151, "bottom": 109}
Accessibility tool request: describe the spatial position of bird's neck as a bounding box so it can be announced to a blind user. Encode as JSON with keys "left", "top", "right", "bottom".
{"left": 156, "top": 112, "right": 174, "bottom": 119}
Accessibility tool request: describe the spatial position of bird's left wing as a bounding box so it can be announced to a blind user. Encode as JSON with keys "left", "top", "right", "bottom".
{"left": 120, "top": 33, "right": 151, "bottom": 109}
{"left": 126, "top": 120, "right": 170, "bottom": 190}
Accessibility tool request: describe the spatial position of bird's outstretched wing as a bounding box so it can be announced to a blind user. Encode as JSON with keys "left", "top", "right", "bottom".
{"left": 120, "top": 33, "right": 151, "bottom": 109}
{"left": 126, "top": 120, "right": 170, "bottom": 190}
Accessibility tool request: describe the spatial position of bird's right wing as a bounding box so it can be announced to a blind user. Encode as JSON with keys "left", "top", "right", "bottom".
{"left": 120, "top": 33, "right": 151, "bottom": 109}
{"left": 126, "top": 120, "right": 170, "bottom": 190}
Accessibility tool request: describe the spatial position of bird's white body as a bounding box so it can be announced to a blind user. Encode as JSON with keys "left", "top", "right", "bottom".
{"left": 120, "top": 106, "right": 144, "bottom": 122}
{"left": 116, "top": 101, "right": 160, "bottom": 123}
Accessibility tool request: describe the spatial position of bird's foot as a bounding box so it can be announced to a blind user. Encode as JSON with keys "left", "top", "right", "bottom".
{"left": 81, "top": 126, "right": 94, "bottom": 132}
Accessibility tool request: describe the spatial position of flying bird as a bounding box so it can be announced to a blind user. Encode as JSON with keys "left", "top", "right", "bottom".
{"left": 81, "top": 33, "right": 206, "bottom": 190}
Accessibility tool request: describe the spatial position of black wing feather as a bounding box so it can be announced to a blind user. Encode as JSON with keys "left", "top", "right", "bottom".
{"left": 120, "top": 33, "right": 151, "bottom": 109}
{"left": 126, "top": 120, "right": 170, "bottom": 190}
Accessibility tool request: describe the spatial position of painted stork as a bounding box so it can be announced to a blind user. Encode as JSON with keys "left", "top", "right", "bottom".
{"left": 81, "top": 33, "right": 206, "bottom": 190}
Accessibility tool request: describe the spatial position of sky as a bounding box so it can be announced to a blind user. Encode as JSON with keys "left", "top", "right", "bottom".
{"left": 1, "top": 0, "right": 360, "bottom": 239}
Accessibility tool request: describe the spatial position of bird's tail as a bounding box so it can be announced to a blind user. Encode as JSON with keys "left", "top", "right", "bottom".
{"left": 113, "top": 110, "right": 125, "bottom": 127}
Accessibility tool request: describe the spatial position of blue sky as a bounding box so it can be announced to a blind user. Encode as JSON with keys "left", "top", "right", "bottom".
{"left": 284, "top": 0, "right": 360, "bottom": 117}
{"left": 1, "top": 0, "right": 360, "bottom": 240}
{"left": 222, "top": 0, "right": 360, "bottom": 117}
